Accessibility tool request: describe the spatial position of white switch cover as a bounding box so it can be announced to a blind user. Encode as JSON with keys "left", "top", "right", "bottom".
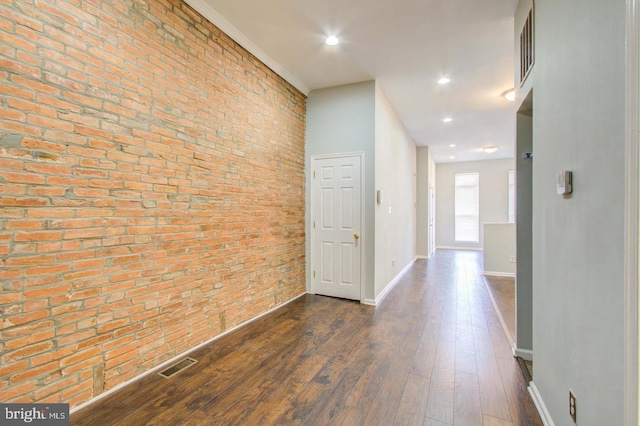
{"left": 557, "top": 170, "right": 573, "bottom": 195}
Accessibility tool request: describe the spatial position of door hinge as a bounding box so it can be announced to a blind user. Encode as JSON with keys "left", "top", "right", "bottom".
{"left": 313, "top": 221, "right": 315, "bottom": 229}
{"left": 313, "top": 270, "right": 316, "bottom": 278}
{"left": 313, "top": 170, "right": 316, "bottom": 179}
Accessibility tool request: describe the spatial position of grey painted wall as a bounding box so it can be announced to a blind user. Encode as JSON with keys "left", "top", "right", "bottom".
{"left": 528, "top": 0, "right": 626, "bottom": 424}
{"left": 483, "top": 223, "right": 516, "bottom": 275}
{"left": 515, "top": 103, "right": 533, "bottom": 353}
{"left": 305, "top": 81, "right": 376, "bottom": 301}
{"left": 374, "top": 83, "right": 417, "bottom": 298}
{"left": 436, "top": 159, "right": 514, "bottom": 250}
{"left": 305, "top": 80, "right": 418, "bottom": 303}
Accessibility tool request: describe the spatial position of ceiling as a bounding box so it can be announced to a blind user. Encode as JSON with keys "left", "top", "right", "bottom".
{"left": 186, "top": 0, "right": 518, "bottom": 163}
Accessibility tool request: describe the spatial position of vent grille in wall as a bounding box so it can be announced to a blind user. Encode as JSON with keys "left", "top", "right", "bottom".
{"left": 520, "top": 6, "right": 534, "bottom": 84}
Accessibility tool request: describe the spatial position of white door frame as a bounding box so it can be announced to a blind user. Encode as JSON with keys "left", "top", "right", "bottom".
{"left": 310, "top": 152, "right": 366, "bottom": 303}
{"left": 625, "top": 0, "right": 639, "bottom": 423}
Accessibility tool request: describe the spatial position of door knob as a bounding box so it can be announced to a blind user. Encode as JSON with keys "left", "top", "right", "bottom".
{"left": 354, "top": 233, "right": 360, "bottom": 240}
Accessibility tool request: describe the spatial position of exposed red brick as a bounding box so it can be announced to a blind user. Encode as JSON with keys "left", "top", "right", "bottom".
{"left": 0, "top": 0, "right": 305, "bottom": 409}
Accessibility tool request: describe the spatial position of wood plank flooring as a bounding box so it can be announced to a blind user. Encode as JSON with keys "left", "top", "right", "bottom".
{"left": 72, "top": 250, "right": 541, "bottom": 425}
{"left": 483, "top": 275, "right": 516, "bottom": 344}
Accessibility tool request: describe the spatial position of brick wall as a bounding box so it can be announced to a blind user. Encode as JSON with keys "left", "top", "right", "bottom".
{"left": 0, "top": 0, "right": 306, "bottom": 407}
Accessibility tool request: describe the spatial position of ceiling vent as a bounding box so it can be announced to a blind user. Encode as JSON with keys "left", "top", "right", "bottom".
{"left": 520, "top": 6, "right": 534, "bottom": 85}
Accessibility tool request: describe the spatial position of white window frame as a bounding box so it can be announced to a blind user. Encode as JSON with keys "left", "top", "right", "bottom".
{"left": 454, "top": 172, "right": 480, "bottom": 243}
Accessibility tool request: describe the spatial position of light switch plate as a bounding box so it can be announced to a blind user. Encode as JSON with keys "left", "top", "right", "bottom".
{"left": 557, "top": 170, "right": 573, "bottom": 195}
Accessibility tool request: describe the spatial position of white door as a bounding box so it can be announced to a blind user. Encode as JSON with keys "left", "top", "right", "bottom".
{"left": 311, "top": 154, "right": 362, "bottom": 301}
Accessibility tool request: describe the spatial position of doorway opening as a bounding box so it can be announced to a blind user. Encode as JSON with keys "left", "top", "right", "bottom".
{"left": 515, "top": 90, "right": 533, "bottom": 365}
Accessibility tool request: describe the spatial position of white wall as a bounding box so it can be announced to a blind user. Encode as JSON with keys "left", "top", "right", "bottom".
{"left": 305, "top": 81, "right": 376, "bottom": 301}
{"left": 436, "top": 159, "right": 514, "bottom": 249}
{"left": 417, "top": 146, "right": 437, "bottom": 258}
{"left": 483, "top": 223, "right": 515, "bottom": 276}
{"left": 374, "top": 82, "right": 417, "bottom": 298}
{"left": 428, "top": 149, "right": 436, "bottom": 256}
{"left": 416, "top": 147, "right": 429, "bottom": 257}
{"left": 526, "top": 0, "right": 626, "bottom": 424}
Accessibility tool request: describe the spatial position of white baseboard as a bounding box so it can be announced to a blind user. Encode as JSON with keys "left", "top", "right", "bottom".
{"left": 70, "top": 292, "right": 308, "bottom": 414}
{"left": 436, "top": 246, "right": 483, "bottom": 251}
{"left": 415, "top": 255, "right": 429, "bottom": 260}
{"left": 529, "top": 381, "right": 555, "bottom": 426}
{"left": 483, "top": 271, "right": 516, "bottom": 278}
{"left": 369, "top": 257, "right": 418, "bottom": 306}
{"left": 514, "top": 347, "right": 533, "bottom": 361}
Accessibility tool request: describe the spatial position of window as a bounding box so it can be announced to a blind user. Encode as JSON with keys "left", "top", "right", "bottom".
{"left": 454, "top": 172, "right": 479, "bottom": 242}
{"left": 508, "top": 170, "right": 515, "bottom": 223}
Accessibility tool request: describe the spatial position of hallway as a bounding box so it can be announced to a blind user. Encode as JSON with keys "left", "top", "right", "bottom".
{"left": 72, "top": 250, "right": 541, "bottom": 425}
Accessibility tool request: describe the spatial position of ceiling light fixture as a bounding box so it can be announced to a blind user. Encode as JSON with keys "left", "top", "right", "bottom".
{"left": 502, "top": 89, "right": 515, "bottom": 102}
{"left": 483, "top": 146, "right": 498, "bottom": 153}
{"left": 438, "top": 77, "right": 450, "bottom": 85}
{"left": 443, "top": 117, "right": 453, "bottom": 123}
{"left": 325, "top": 35, "right": 340, "bottom": 46}
{"left": 449, "top": 144, "right": 456, "bottom": 148}
{"left": 449, "top": 156, "right": 455, "bottom": 159}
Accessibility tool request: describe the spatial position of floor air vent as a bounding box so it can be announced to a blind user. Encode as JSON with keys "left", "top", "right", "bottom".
{"left": 517, "top": 356, "right": 533, "bottom": 383}
{"left": 157, "top": 357, "right": 197, "bottom": 379}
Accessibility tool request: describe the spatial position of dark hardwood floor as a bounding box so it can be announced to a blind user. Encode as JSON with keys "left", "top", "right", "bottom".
{"left": 72, "top": 250, "right": 541, "bottom": 425}
{"left": 483, "top": 275, "right": 516, "bottom": 345}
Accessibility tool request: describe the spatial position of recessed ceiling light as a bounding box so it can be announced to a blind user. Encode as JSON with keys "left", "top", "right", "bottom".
{"left": 483, "top": 146, "right": 498, "bottom": 153}
{"left": 443, "top": 117, "right": 453, "bottom": 123}
{"left": 449, "top": 156, "right": 455, "bottom": 159}
{"left": 502, "top": 89, "right": 515, "bottom": 102}
{"left": 325, "top": 35, "right": 340, "bottom": 46}
{"left": 449, "top": 144, "right": 456, "bottom": 148}
{"left": 438, "top": 77, "right": 450, "bottom": 85}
